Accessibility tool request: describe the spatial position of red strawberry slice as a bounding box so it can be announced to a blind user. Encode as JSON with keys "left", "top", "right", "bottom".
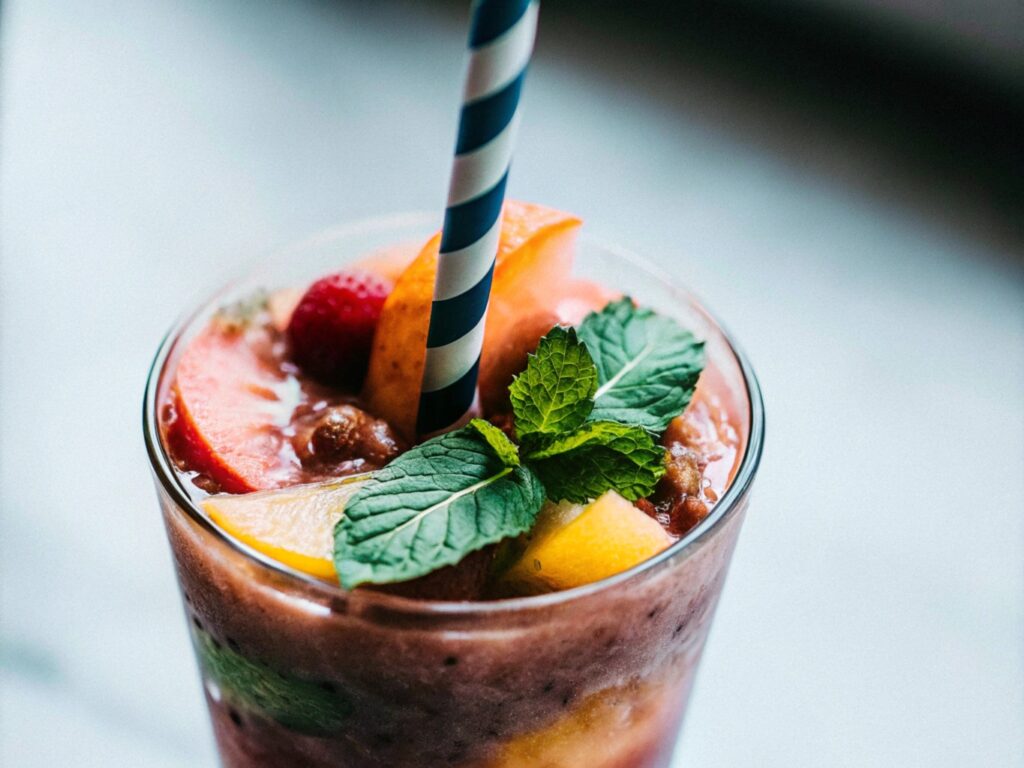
{"left": 169, "top": 327, "right": 299, "bottom": 493}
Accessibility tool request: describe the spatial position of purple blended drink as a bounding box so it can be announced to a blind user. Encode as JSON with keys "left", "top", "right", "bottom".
{"left": 144, "top": 205, "right": 764, "bottom": 766}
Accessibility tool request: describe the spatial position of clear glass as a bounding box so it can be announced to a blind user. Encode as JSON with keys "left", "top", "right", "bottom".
{"left": 143, "top": 213, "right": 765, "bottom": 768}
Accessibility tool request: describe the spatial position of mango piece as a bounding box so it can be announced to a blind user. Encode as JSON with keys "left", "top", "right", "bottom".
{"left": 498, "top": 491, "right": 673, "bottom": 595}
{"left": 360, "top": 232, "right": 442, "bottom": 441}
{"left": 490, "top": 681, "right": 675, "bottom": 768}
{"left": 362, "top": 201, "right": 581, "bottom": 440}
{"left": 202, "top": 476, "right": 369, "bottom": 579}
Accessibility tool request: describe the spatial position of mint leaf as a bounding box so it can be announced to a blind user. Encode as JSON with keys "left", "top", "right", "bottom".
{"left": 525, "top": 421, "right": 665, "bottom": 503}
{"left": 334, "top": 427, "right": 545, "bottom": 588}
{"left": 509, "top": 326, "right": 597, "bottom": 439}
{"left": 578, "top": 298, "right": 705, "bottom": 434}
{"left": 193, "top": 626, "right": 350, "bottom": 734}
{"left": 468, "top": 418, "right": 519, "bottom": 466}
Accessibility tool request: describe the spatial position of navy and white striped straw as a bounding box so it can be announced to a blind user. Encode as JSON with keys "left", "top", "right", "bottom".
{"left": 417, "top": 0, "right": 540, "bottom": 435}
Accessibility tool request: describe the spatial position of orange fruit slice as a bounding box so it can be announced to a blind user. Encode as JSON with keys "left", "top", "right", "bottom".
{"left": 497, "top": 491, "right": 673, "bottom": 596}
{"left": 362, "top": 201, "right": 582, "bottom": 439}
{"left": 202, "top": 476, "right": 369, "bottom": 579}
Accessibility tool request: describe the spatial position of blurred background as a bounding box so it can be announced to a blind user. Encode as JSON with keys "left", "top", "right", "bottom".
{"left": 1, "top": 1, "right": 1021, "bottom": 765}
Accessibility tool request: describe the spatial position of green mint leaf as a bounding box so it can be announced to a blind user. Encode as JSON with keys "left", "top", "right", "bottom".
{"left": 578, "top": 298, "right": 705, "bottom": 434}
{"left": 193, "top": 626, "right": 350, "bottom": 734}
{"left": 525, "top": 421, "right": 665, "bottom": 503}
{"left": 468, "top": 418, "right": 519, "bottom": 466}
{"left": 509, "top": 326, "right": 597, "bottom": 439}
{"left": 334, "top": 427, "right": 545, "bottom": 588}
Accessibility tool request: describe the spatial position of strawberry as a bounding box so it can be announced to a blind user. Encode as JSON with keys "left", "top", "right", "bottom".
{"left": 287, "top": 270, "right": 391, "bottom": 389}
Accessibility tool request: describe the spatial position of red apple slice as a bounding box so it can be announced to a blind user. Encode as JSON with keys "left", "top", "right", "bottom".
{"left": 169, "top": 326, "right": 300, "bottom": 492}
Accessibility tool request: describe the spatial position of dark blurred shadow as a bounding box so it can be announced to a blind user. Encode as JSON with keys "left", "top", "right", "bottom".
{"left": 428, "top": 0, "right": 1024, "bottom": 255}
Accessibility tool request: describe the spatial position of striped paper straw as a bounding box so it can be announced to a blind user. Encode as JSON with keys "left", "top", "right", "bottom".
{"left": 417, "top": 0, "right": 540, "bottom": 435}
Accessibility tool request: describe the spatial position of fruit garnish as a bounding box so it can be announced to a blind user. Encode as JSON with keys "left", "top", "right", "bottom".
{"left": 496, "top": 491, "right": 673, "bottom": 595}
{"left": 362, "top": 200, "right": 582, "bottom": 440}
{"left": 202, "top": 476, "right": 368, "bottom": 579}
{"left": 287, "top": 269, "right": 391, "bottom": 389}
{"left": 334, "top": 301, "right": 703, "bottom": 589}
{"left": 170, "top": 324, "right": 300, "bottom": 493}
{"left": 359, "top": 232, "right": 439, "bottom": 440}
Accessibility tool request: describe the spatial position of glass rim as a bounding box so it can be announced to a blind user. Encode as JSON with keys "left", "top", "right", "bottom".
{"left": 142, "top": 212, "right": 765, "bottom": 617}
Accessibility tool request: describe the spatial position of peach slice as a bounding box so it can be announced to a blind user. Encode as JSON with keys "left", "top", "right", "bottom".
{"left": 202, "top": 476, "right": 369, "bottom": 579}
{"left": 497, "top": 491, "right": 673, "bottom": 596}
{"left": 360, "top": 231, "right": 443, "bottom": 441}
{"left": 362, "top": 201, "right": 582, "bottom": 439}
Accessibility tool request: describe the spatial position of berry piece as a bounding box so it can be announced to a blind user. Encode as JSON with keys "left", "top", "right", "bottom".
{"left": 287, "top": 270, "right": 391, "bottom": 389}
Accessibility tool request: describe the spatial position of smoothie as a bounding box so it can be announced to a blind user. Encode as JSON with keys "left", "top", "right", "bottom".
{"left": 145, "top": 203, "right": 763, "bottom": 767}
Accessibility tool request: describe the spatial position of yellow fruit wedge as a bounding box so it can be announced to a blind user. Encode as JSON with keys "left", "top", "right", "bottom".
{"left": 362, "top": 201, "right": 582, "bottom": 440}
{"left": 202, "top": 476, "right": 370, "bottom": 579}
{"left": 498, "top": 491, "right": 673, "bottom": 595}
{"left": 360, "top": 231, "right": 442, "bottom": 441}
{"left": 490, "top": 681, "right": 673, "bottom": 768}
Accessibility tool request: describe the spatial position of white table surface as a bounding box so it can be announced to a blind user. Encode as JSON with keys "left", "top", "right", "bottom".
{"left": 1, "top": 1, "right": 1021, "bottom": 766}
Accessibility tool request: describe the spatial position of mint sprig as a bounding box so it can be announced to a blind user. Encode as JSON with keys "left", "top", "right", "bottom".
{"left": 334, "top": 427, "right": 543, "bottom": 588}
{"left": 579, "top": 298, "right": 705, "bottom": 433}
{"left": 332, "top": 298, "right": 704, "bottom": 588}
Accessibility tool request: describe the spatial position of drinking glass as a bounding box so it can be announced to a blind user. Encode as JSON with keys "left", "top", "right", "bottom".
{"left": 143, "top": 214, "right": 765, "bottom": 767}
